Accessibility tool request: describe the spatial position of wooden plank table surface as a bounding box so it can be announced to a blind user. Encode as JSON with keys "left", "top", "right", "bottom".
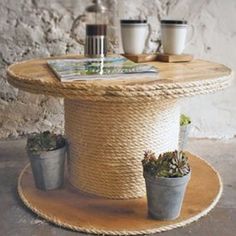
{"left": 7, "top": 55, "right": 233, "bottom": 101}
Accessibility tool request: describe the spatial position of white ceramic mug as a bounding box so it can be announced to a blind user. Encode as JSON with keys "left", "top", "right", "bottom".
{"left": 120, "top": 20, "right": 151, "bottom": 55}
{"left": 161, "top": 20, "right": 194, "bottom": 55}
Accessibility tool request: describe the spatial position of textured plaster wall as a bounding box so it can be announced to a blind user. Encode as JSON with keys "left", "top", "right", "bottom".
{"left": 0, "top": 0, "right": 235, "bottom": 139}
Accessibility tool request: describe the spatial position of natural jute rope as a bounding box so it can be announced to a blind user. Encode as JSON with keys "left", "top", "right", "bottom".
{"left": 6, "top": 58, "right": 233, "bottom": 101}
{"left": 7, "top": 71, "right": 231, "bottom": 102}
{"left": 17, "top": 154, "right": 223, "bottom": 235}
{"left": 65, "top": 98, "right": 180, "bottom": 199}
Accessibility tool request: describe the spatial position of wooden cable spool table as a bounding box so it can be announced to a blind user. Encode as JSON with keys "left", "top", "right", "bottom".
{"left": 7, "top": 55, "right": 233, "bottom": 234}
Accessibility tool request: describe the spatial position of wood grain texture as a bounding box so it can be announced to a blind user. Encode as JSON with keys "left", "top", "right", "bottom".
{"left": 18, "top": 153, "right": 222, "bottom": 235}
{"left": 156, "top": 54, "right": 193, "bottom": 62}
{"left": 6, "top": 54, "right": 233, "bottom": 100}
{"left": 122, "top": 53, "right": 158, "bottom": 63}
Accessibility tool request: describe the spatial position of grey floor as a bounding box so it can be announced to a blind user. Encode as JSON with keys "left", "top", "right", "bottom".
{"left": 0, "top": 138, "right": 236, "bottom": 236}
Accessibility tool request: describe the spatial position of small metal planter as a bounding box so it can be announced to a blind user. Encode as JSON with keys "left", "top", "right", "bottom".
{"left": 179, "top": 124, "right": 191, "bottom": 151}
{"left": 144, "top": 171, "right": 191, "bottom": 220}
{"left": 28, "top": 146, "right": 67, "bottom": 191}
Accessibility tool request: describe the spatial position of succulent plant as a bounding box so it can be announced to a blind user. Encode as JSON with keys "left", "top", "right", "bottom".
{"left": 27, "top": 131, "right": 65, "bottom": 155}
{"left": 142, "top": 150, "right": 190, "bottom": 178}
{"left": 180, "top": 114, "right": 191, "bottom": 126}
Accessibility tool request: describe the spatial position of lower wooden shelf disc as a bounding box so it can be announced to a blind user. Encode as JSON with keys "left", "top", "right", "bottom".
{"left": 18, "top": 152, "right": 222, "bottom": 235}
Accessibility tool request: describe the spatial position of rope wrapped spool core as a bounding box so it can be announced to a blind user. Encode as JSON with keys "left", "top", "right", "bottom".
{"left": 65, "top": 98, "right": 180, "bottom": 199}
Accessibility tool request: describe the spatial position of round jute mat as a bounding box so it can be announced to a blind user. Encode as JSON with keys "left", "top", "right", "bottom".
{"left": 18, "top": 153, "right": 222, "bottom": 235}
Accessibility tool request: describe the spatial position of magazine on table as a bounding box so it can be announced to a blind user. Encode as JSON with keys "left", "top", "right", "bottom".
{"left": 47, "top": 56, "right": 158, "bottom": 82}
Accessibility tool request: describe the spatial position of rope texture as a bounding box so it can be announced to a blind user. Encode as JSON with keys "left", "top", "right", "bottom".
{"left": 17, "top": 154, "right": 223, "bottom": 235}
{"left": 65, "top": 99, "right": 180, "bottom": 199}
{"left": 7, "top": 59, "right": 232, "bottom": 101}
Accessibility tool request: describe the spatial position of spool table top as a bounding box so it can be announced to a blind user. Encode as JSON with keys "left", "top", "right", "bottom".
{"left": 7, "top": 55, "right": 233, "bottom": 101}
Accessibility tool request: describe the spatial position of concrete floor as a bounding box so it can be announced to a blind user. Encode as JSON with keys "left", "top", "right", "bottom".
{"left": 0, "top": 138, "right": 236, "bottom": 236}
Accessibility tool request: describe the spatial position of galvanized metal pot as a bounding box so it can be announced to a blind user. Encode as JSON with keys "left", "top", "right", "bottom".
{"left": 28, "top": 146, "right": 66, "bottom": 191}
{"left": 144, "top": 171, "right": 191, "bottom": 220}
{"left": 179, "top": 124, "right": 191, "bottom": 151}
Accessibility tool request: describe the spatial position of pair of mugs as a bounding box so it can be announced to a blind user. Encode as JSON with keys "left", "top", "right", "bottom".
{"left": 121, "top": 19, "right": 194, "bottom": 55}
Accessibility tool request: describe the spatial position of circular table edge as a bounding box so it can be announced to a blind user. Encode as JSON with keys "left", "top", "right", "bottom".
{"left": 17, "top": 152, "right": 223, "bottom": 235}
{"left": 7, "top": 57, "right": 233, "bottom": 100}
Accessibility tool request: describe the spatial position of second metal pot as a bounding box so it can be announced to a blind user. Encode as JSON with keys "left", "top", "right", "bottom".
{"left": 144, "top": 171, "right": 191, "bottom": 220}
{"left": 28, "top": 146, "right": 66, "bottom": 191}
{"left": 179, "top": 124, "right": 191, "bottom": 151}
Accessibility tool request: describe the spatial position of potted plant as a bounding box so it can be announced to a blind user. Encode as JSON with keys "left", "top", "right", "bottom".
{"left": 179, "top": 114, "right": 191, "bottom": 151}
{"left": 26, "top": 131, "right": 67, "bottom": 191}
{"left": 142, "top": 150, "right": 191, "bottom": 220}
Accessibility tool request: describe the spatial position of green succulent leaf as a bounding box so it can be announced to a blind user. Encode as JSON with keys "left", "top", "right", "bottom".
{"left": 26, "top": 131, "right": 65, "bottom": 155}
{"left": 180, "top": 114, "right": 191, "bottom": 126}
{"left": 142, "top": 150, "right": 190, "bottom": 178}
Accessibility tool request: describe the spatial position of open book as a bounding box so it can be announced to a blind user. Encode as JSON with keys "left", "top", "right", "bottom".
{"left": 47, "top": 56, "right": 158, "bottom": 82}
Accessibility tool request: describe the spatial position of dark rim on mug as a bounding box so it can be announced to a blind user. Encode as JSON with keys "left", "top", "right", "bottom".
{"left": 120, "top": 19, "right": 147, "bottom": 24}
{"left": 161, "top": 20, "right": 188, "bottom": 25}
